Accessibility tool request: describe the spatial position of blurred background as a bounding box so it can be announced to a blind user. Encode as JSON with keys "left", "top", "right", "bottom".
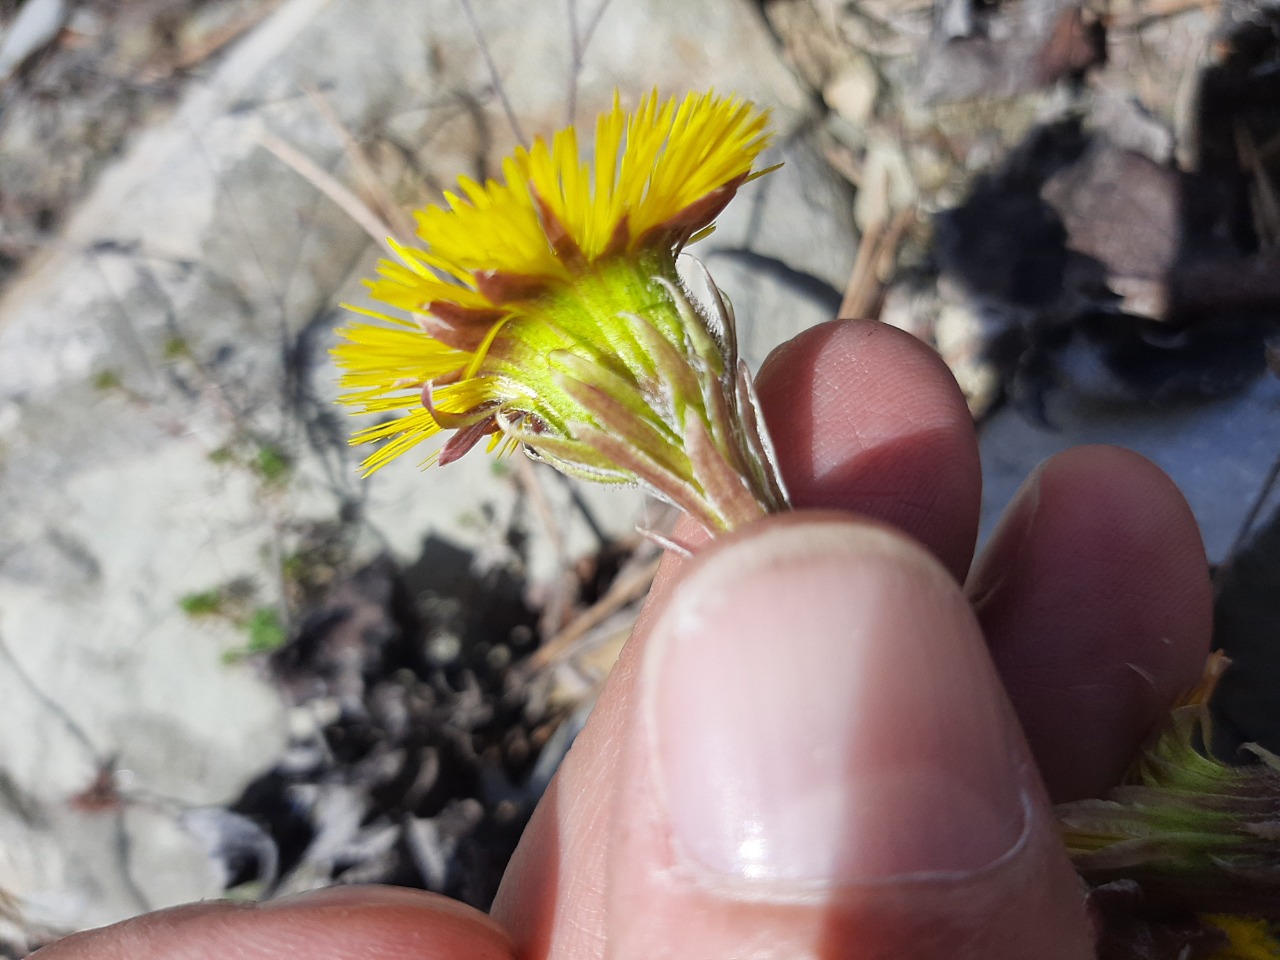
{"left": 0, "top": 0, "right": 1276, "bottom": 952}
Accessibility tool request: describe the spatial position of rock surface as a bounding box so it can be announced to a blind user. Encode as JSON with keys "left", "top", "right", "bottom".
{"left": 0, "top": 0, "right": 852, "bottom": 945}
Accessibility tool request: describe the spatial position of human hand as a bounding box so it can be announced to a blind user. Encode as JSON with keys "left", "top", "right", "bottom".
{"left": 31, "top": 320, "right": 1212, "bottom": 960}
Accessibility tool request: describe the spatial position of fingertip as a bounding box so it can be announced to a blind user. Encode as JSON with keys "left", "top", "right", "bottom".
{"left": 970, "top": 445, "right": 1213, "bottom": 801}
{"left": 756, "top": 320, "right": 981, "bottom": 581}
{"left": 607, "top": 518, "right": 1092, "bottom": 959}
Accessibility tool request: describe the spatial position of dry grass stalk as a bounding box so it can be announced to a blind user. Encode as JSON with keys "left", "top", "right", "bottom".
{"left": 1235, "top": 123, "right": 1280, "bottom": 248}
{"left": 1110, "top": 0, "right": 1220, "bottom": 31}
{"left": 258, "top": 130, "right": 396, "bottom": 248}
{"left": 301, "top": 84, "right": 418, "bottom": 242}
{"left": 839, "top": 206, "right": 915, "bottom": 320}
{"left": 531, "top": 554, "right": 662, "bottom": 671}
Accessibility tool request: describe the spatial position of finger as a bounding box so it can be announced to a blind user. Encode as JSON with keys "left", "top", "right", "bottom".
{"left": 29, "top": 887, "right": 513, "bottom": 960}
{"left": 967, "top": 445, "right": 1213, "bottom": 802}
{"left": 756, "top": 319, "right": 981, "bottom": 580}
{"left": 607, "top": 519, "right": 1092, "bottom": 959}
{"left": 493, "top": 320, "right": 984, "bottom": 958}
{"left": 641, "top": 318, "right": 985, "bottom": 663}
{"left": 647, "top": 318, "right": 983, "bottom": 608}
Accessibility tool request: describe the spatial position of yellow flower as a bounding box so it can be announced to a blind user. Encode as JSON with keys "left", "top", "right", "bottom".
{"left": 334, "top": 90, "right": 787, "bottom": 532}
{"left": 1203, "top": 915, "right": 1280, "bottom": 959}
{"left": 1062, "top": 653, "right": 1280, "bottom": 940}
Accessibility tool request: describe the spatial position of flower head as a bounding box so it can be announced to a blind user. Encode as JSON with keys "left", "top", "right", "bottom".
{"left": 1203, "top": 915, "right": 1280, "bottom": 960}
{"left": 1061, "top": 653, "right": 1280, "bottom": 917}
{"left": 335, "top": 90, "right": 787, "bottom": 532}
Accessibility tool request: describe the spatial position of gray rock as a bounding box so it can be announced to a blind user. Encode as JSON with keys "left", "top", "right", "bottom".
{"left": 0, "top": 0, "right": 853, "bottom": 937}
{"left": 0, "top": 0, "right": 67, "bottom": 82}
{"left": 978, "top": 375, "right": 1280, "bottom": 563}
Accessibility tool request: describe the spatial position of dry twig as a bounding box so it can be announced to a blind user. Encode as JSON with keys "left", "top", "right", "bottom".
{"left": 302, "top": 84, "right": 417, "bottom": 243}
{"left": 457, "top": 0, "right": 526, "bottom": 145}
{"left": 530, "top": 554, "right": 662, "bottom": 670}
{"left": 566, "top": 0, "right": 615, "bottom": 123}
{"left": 1215, "top": 449, "right": 1280, "bottom": 598}
{"left": 139, "top": 3, "right": 284, "bottom": 80}
{"left": 1110, "top": 0, "right": 1220, "bottom": 31}
{"left": 1236, "top": 123, "right": 1280, "bottom": 248}
{"left": 839, "top": 207, "right": 914, "bottom": 319}
{"left": 515, "top": 455, "right": 567, "bottom": 563}
{"left": 258, "top": 131, "right": 396, "bottom": 249}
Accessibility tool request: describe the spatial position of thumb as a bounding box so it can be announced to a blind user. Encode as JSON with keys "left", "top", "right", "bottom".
{"left": 605, "top": 518, "right": 1093, "bottom": 959}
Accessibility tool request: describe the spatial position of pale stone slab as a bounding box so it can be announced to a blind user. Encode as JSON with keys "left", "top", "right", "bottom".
{"left": 0, "top": 0, "right": 852, "bottom": 939}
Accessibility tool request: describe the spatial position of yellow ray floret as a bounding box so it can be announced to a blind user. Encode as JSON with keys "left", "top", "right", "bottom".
{"left": 1204, "top": 916, "right": 1280, "bottom": 960}
{"left": 335, "top": 89, "right": 775, "bottom": 475}
{"left": 526, "top": 89, "right": 772, "bottom": 261}
{"left": 390, "top": 88, "right": 772, "bottom": 301}
{"left": 332, "top": 309, "right": 468, "bottom": 404}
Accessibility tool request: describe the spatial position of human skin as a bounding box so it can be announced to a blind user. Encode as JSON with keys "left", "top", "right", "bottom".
{"left": 31, "top": 320, "right": 1212, "bottom": 960}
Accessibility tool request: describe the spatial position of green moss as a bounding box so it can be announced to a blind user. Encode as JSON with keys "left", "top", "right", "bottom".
{"left": 220, "top": 606, "right": 288, "bottom": 664}
{"left": 281, "top": 551, "right": 307, "bottom": 583}
{"left": 162, "top": 336, "right": 191, "bottom": 360}
{"left": 244, "top": 607, "right": 286, "bottom": 654}
{"left": 254, "top": 445, "right": 291, "bottom": 486}
{"left": 179, "top": 589, "right": 225, "bottom": 616}
{"left": 91, "top": 369, "right": 122, "bottom": 391}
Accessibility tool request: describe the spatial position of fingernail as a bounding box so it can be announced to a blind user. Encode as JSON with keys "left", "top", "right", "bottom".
{"left": 645, "top": 522, "right": 1030, "bottom": 887}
